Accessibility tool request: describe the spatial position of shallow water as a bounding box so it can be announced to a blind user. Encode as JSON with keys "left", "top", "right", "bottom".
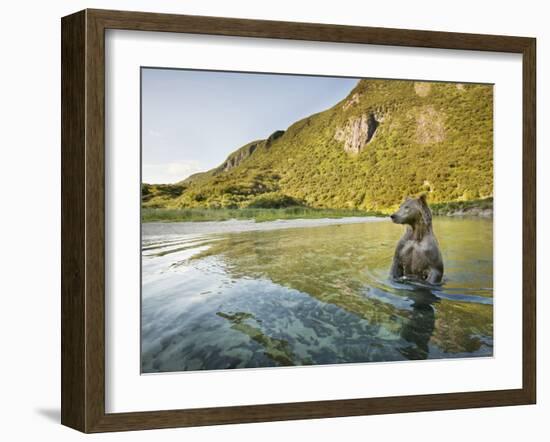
{"left": 141, "top": 217, "right": 493, "bottom": 373}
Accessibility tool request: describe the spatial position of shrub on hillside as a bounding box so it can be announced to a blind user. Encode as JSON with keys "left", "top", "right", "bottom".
{"left": 246, "top": 193, "right": 303, "bottom": 209}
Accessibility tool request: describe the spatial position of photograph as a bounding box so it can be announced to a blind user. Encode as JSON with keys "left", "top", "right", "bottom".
{"left": 140, "top": 68, "right": 494, "bottom": 373}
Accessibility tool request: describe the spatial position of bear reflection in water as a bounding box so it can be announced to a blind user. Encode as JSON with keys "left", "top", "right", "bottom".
{"left": 398, "top": 288, "right": 439, "bottom": 360}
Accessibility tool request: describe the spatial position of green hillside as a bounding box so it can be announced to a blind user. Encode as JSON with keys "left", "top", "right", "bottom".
{"left": 142, "top": 79, "right": 493, "bottom": 214}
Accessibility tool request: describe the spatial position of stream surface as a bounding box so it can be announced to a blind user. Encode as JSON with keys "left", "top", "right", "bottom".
{"left": 141, "top": 217, "right": 493, "bottom": 373}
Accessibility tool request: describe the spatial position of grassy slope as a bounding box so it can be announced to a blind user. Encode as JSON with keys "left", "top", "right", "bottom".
{"left": 143, "top": 79, "right": 493, "bottom": 214}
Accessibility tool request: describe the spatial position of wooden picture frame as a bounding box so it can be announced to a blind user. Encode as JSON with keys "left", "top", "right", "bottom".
{"left": 61, "top": 8, "right": 536, "bottom": 433}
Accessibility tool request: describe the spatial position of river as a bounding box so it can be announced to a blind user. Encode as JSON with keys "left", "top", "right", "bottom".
{"left": 141, "top": 217, "right": 493, "bottom": 373}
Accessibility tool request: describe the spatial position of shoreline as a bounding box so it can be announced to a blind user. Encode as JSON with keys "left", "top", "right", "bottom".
{"left": 431, "top": 198, "right": 493, "bottom": 218}
{"left": 445, "top": 208, "right": 493, "bottom": 218}
{"left": 142, "top": 216, "right": 387, "bottom": 237}
{"left": 142, "top": 198, "right": 493, "bottom": 223}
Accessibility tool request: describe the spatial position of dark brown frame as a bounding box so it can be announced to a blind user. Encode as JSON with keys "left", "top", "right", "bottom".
{"left": 61, "top": 8, "right": 536, "bottom": 433}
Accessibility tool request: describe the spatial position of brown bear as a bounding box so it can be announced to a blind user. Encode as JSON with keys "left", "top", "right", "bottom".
{"left": 390, "top": 195, "right": 444, "bottom": 284}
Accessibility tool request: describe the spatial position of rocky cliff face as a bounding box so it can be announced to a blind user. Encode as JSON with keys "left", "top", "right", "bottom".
{"left": 266, "top": 130, "right": 285, "bottom": 147}
{"left": 334, "top": 113, "right": 380, "bottom": 154}
{"left": 217, "top": 130, "right": 286, "bottom": 173}
{"left": 219, "top": 141, "right": 260, "bottom": 172}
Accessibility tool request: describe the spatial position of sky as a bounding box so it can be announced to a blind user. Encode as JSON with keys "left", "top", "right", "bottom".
{"left": 141, "top": 68, "right": 358, "bottom": 184}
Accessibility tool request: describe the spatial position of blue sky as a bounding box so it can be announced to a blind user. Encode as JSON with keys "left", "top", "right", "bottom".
{"left": 141, "top": 68, "right": 358, "bottom": 184}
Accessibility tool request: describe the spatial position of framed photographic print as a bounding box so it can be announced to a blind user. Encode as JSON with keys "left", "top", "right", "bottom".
{"left": 61, "top": 9, "right": 536, "bottom": 433}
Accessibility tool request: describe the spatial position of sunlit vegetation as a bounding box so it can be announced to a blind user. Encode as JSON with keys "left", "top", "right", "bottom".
{"left": 142, "top": 206, "right": 384, "bottom": 223}
{"left": 143, "top": 79, "right": 493, "bottom": 216}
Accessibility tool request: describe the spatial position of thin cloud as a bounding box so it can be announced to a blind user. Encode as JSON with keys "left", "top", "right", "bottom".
{"left": 143, "top": 161, "right": 203, "bottom": 184}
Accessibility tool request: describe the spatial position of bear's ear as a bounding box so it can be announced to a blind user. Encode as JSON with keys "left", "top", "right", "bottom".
{"left": 418, "top": 194, "right": 432, "bottom": 225}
